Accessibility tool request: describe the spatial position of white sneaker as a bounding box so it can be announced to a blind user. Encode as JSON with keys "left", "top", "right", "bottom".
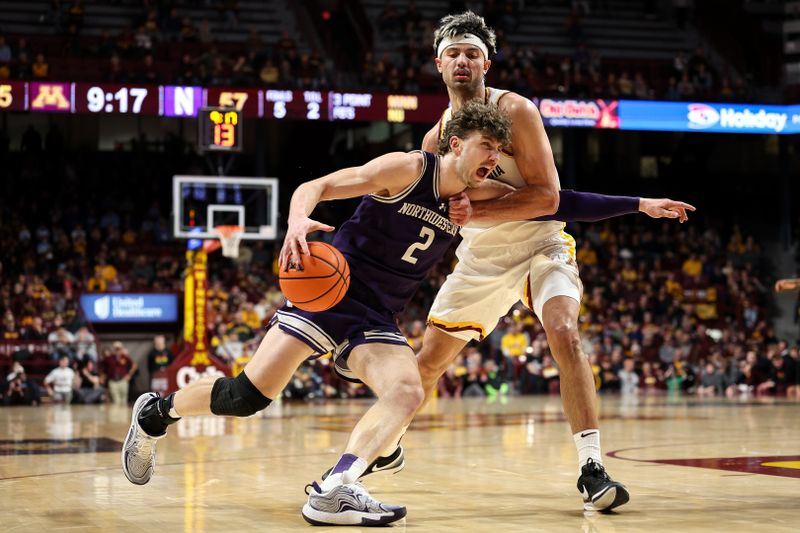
{"left": 302, "top": 481, "right": 406, "bottom": 526}
{"left": 122, "top": 392, "right": 165, "bottom": 485}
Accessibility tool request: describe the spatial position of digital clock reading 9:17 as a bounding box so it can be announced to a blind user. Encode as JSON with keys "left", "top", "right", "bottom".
{"left": 74, "top": 84, "right": 158, "bottom": 114}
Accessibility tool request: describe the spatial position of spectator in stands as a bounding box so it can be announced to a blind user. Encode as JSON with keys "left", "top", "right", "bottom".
{"left": 678, "top": 72, "right": 695, "bottom": 99}
{"left": 67, "top": 0, "right": 85, "bottom": 30}
{"left": 106, "top": 55, "right": 128, "bottom": 83}
{"left": 44, "top": 354, "right": 77, "bottom": 404}
{"left": 618, "top": 358, "right": 639, "bottom": 395}
{"left": 23, "top": 316, "right": 48, "bottom": 341}
{"left": 221, "top": 0, "right": 239, "bottom": 29}
{"left": 2, "top": 311, "right": 21, "bottom": 340}
{"left": 4, "top": 363, "right": 41, "bottom": 406}
{"left": 259, "top": 58, "right": 279, "bottom": 85}
{"left": 101, "top": 341, "right": 136, "bottom": 406}
{"left": 757, "top": 353, "right": 790, "bottom": 396}
{"left": 483, "top": 359, "right": 509, "bottom": 397}
{"left": 692, "top": 63, "right": 713, "bottom": 98}
{"left": 376, "top": 3, "right": 403, "bottom": 37}
{"left": 501, "top": 321, "right": 529, "bottom": 380}
{"left": 31, "top": 52, "right": 50, "bottom": 80}
{"left": 180, "top": 17, "right": 198, "bottom": 42}
{"left": 75, "top": 358, "right": 105, "bottom": 404}
{"left": 633, "top": 72, "right": 651, "bottom": 99}
{"left": 163, "top": 7, "right": 182, "bottom": 41}
{"left": 541, "top": 353, "right": 561, "bottom": 394}
{"left": 146, "top": 335, "right": 174, "bottom": 376}
{"left": 0, "top": 37, "right": 11, "bottom": 63}
{"left": 140, "top": 54, "right": 158, "bottom": 83}
{"left": 618, "top": 71, "right": 634, "bottom": 97}
{"left": 48, "top": 325, "right": 75, "bottom": 361}
{"left": 15, "top": 51, "right": 31, "bottom": 79}
{"left": 697, "top": 361, "right": 724, "bottom": 396}
{"left": 74, "top": 325, "right": 97, "bottom": 363}
{"left": 212, "top": 323, "right": 242, "bottom": 364}
{"left": 438, "top": 362, "right": 463, "bottom": 398}
{"left": 461, "top": 348, "right": 486, "bottom": 397}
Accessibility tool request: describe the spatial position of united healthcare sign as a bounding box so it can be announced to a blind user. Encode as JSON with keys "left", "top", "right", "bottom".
{"left": 80, "top": 293, "right": 178, "bottom": 323}
{"left": 616, "top": 100, "right": 800, "bottom": 134}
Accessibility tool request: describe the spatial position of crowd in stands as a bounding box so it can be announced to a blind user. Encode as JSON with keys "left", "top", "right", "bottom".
{"left": 0, "top": 1, "right": 752, "bottom": 101}
{"left": 2, "top": 145, "right": 798, "bottom": 404}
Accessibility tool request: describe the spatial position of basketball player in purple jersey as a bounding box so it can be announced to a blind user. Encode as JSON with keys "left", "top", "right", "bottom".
{"left": 123, "top": 101, "right": 516, "bottom": 526}
{"left": 332, "top": 11, "right": 696, "bottom": 514}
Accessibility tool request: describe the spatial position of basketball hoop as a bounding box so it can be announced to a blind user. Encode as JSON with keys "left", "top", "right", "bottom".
{"left": 212, "top": 225, "right": 243, "bottom": 258}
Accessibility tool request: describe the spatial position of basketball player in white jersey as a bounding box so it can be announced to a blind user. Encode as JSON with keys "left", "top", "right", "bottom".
{"left": 326, "top": 11, "right": 696, "bottom": 513}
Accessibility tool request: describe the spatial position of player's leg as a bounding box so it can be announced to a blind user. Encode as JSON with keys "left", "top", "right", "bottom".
{"left": 540, "top": 295, "right": 598, "bottom": 434}
{"left": 303, "top": 342, "right": 418, "bottom": 526}
{"left": 122, "top": 326, "right": 313, "bottom": 485}
{"left": 539, "top": 291, "right": 629, "bottom": 512}
{"left": 417, "top": 325, "right": 469, "bottom": 405}
{"left": 318, "top": 327, "right": 469, "bottom": 484}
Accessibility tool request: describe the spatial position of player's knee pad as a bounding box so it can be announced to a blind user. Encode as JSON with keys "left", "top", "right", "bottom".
{"left": 209, "top": 372, "right": 271, "bottom": 417}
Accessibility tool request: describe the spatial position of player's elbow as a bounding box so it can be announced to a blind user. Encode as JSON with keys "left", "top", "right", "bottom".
{"left": 539, "top": 186, "right": 559, "bottom": 216}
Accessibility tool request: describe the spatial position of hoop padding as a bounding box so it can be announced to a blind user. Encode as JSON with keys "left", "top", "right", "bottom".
{"left": 213, "top": 225, "right": 243, "bottom": 258}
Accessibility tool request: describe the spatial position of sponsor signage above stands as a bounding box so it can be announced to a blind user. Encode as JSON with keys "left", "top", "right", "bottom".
{"left": 5, "top": 80, "right": 800, "bottom": 133}
{"left": 80, "top": 293, "right": 179, "bottom": 323}
{"left": 538, "top": 98, "right": 620, "bottom": 128}
{"left": 617, "top": 100, "right": 799, "bottom": 134}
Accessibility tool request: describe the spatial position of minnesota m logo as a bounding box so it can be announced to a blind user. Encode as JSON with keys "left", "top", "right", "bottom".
{"left": 31, "top": 84, "right": 70, "bottom": 110}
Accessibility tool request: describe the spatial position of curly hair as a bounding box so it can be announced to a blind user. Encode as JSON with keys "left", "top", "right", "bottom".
{"left": 437, "top": 100, "right": 511, "bottom": 155}
{"left": 433, "top": 11, "right": 497, "bottom": 58}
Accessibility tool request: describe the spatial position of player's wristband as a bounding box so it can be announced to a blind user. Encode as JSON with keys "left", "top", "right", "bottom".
{"left": 533, "top": 190, "right": 640, "bottom": 222}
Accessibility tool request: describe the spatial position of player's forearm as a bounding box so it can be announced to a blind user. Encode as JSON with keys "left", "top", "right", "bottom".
{"left": 288, "top": 181, "right": 325, "bottom": 221}
{"left": 470, "top": 184, "right": 559, "bottom": 222}
{"left": 533, "top": 190, "right": 640, "bottom": 222}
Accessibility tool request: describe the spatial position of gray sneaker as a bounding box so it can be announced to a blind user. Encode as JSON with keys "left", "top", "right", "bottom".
{"left": 302, "top": 481, "right": 406, "bottom": 526}
{"left": 121, "top": 392, "right": 165, "bottom": 485}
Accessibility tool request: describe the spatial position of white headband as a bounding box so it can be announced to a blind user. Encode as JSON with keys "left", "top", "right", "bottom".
{"left": 436, "top": 33, "right": 489, "bottom": 59}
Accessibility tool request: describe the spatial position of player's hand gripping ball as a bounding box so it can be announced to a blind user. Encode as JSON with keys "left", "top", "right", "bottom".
{"left": 279, "top": 242, "right": 350, "bottom": 312}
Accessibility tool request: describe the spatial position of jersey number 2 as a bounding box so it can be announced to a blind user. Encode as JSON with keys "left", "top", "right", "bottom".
{"left": 401, "top": 227, "right": 435, "bottom": 265}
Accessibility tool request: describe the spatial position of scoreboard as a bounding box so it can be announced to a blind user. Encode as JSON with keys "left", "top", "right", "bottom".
{"left": 0, "top": 81, "right": 449, "bottom": 124}
{"left": 4, "top": 81, "right": 794, "bottom": 134}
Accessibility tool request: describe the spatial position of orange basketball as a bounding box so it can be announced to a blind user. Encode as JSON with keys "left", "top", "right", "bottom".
{"left": 279, "top": 242, "right": 350, "bottom": 312}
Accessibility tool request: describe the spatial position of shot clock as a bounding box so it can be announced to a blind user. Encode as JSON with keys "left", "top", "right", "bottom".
{"left": 197, "top": 107, "right": 243, "bottom": 152}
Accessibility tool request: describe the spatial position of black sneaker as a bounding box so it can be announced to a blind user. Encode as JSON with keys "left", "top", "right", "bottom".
{"left": 321, "top": 446, "right": 405, "bottom": 481}
{"left": 577, "top": 458, "right": 629, "bottom": 512}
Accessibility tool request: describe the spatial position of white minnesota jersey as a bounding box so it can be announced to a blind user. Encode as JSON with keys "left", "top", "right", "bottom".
{"left": 439, "top": 87, "right": 567, "bottom": 249}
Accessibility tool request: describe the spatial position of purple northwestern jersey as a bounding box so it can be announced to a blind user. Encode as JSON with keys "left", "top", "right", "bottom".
{"left": 331, "top": 150, "right": 458, "bottom": 314}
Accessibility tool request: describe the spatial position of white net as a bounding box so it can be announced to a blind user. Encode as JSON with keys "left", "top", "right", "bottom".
{"left": 213, "top": 225, "right": 243, "bottom": 258}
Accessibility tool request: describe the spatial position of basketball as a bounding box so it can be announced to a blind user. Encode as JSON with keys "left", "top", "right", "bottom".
{"left": 279, "top": 242, "right": 350, "bottom": 312}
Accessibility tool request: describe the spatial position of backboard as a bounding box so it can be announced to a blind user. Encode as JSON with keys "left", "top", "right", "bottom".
{"left": 172, "top": 175, "right": 279, "bottom": 240}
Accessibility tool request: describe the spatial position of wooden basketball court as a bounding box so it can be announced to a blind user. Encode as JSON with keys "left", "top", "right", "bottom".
{"left": 1, "top": 395, "right": 798, "bottom": 532}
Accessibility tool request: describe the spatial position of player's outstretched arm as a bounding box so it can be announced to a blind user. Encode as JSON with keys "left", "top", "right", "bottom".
{"left": 775, "top": 278, "right": 800, "bottom": 292}
{"left": 279, "top": 152, "right": 423, "bottom": 268}
{"left": 532, "top": 190, "right": 696, "bottom": 223}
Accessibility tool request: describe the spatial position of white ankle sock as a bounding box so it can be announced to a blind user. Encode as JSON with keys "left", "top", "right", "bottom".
{"left": 573, "top": 429, "right": 602, "bottom": 473}
{"left": 320, "top": 454, "right": 368, "bottom": 492}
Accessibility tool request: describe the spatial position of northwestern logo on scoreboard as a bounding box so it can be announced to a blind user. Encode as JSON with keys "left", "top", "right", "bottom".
{"left": 686, "top": 104, "right": 719, "bottom": 129}
{"left": 163, "top": 86, "right": 203, "bottom": 117}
